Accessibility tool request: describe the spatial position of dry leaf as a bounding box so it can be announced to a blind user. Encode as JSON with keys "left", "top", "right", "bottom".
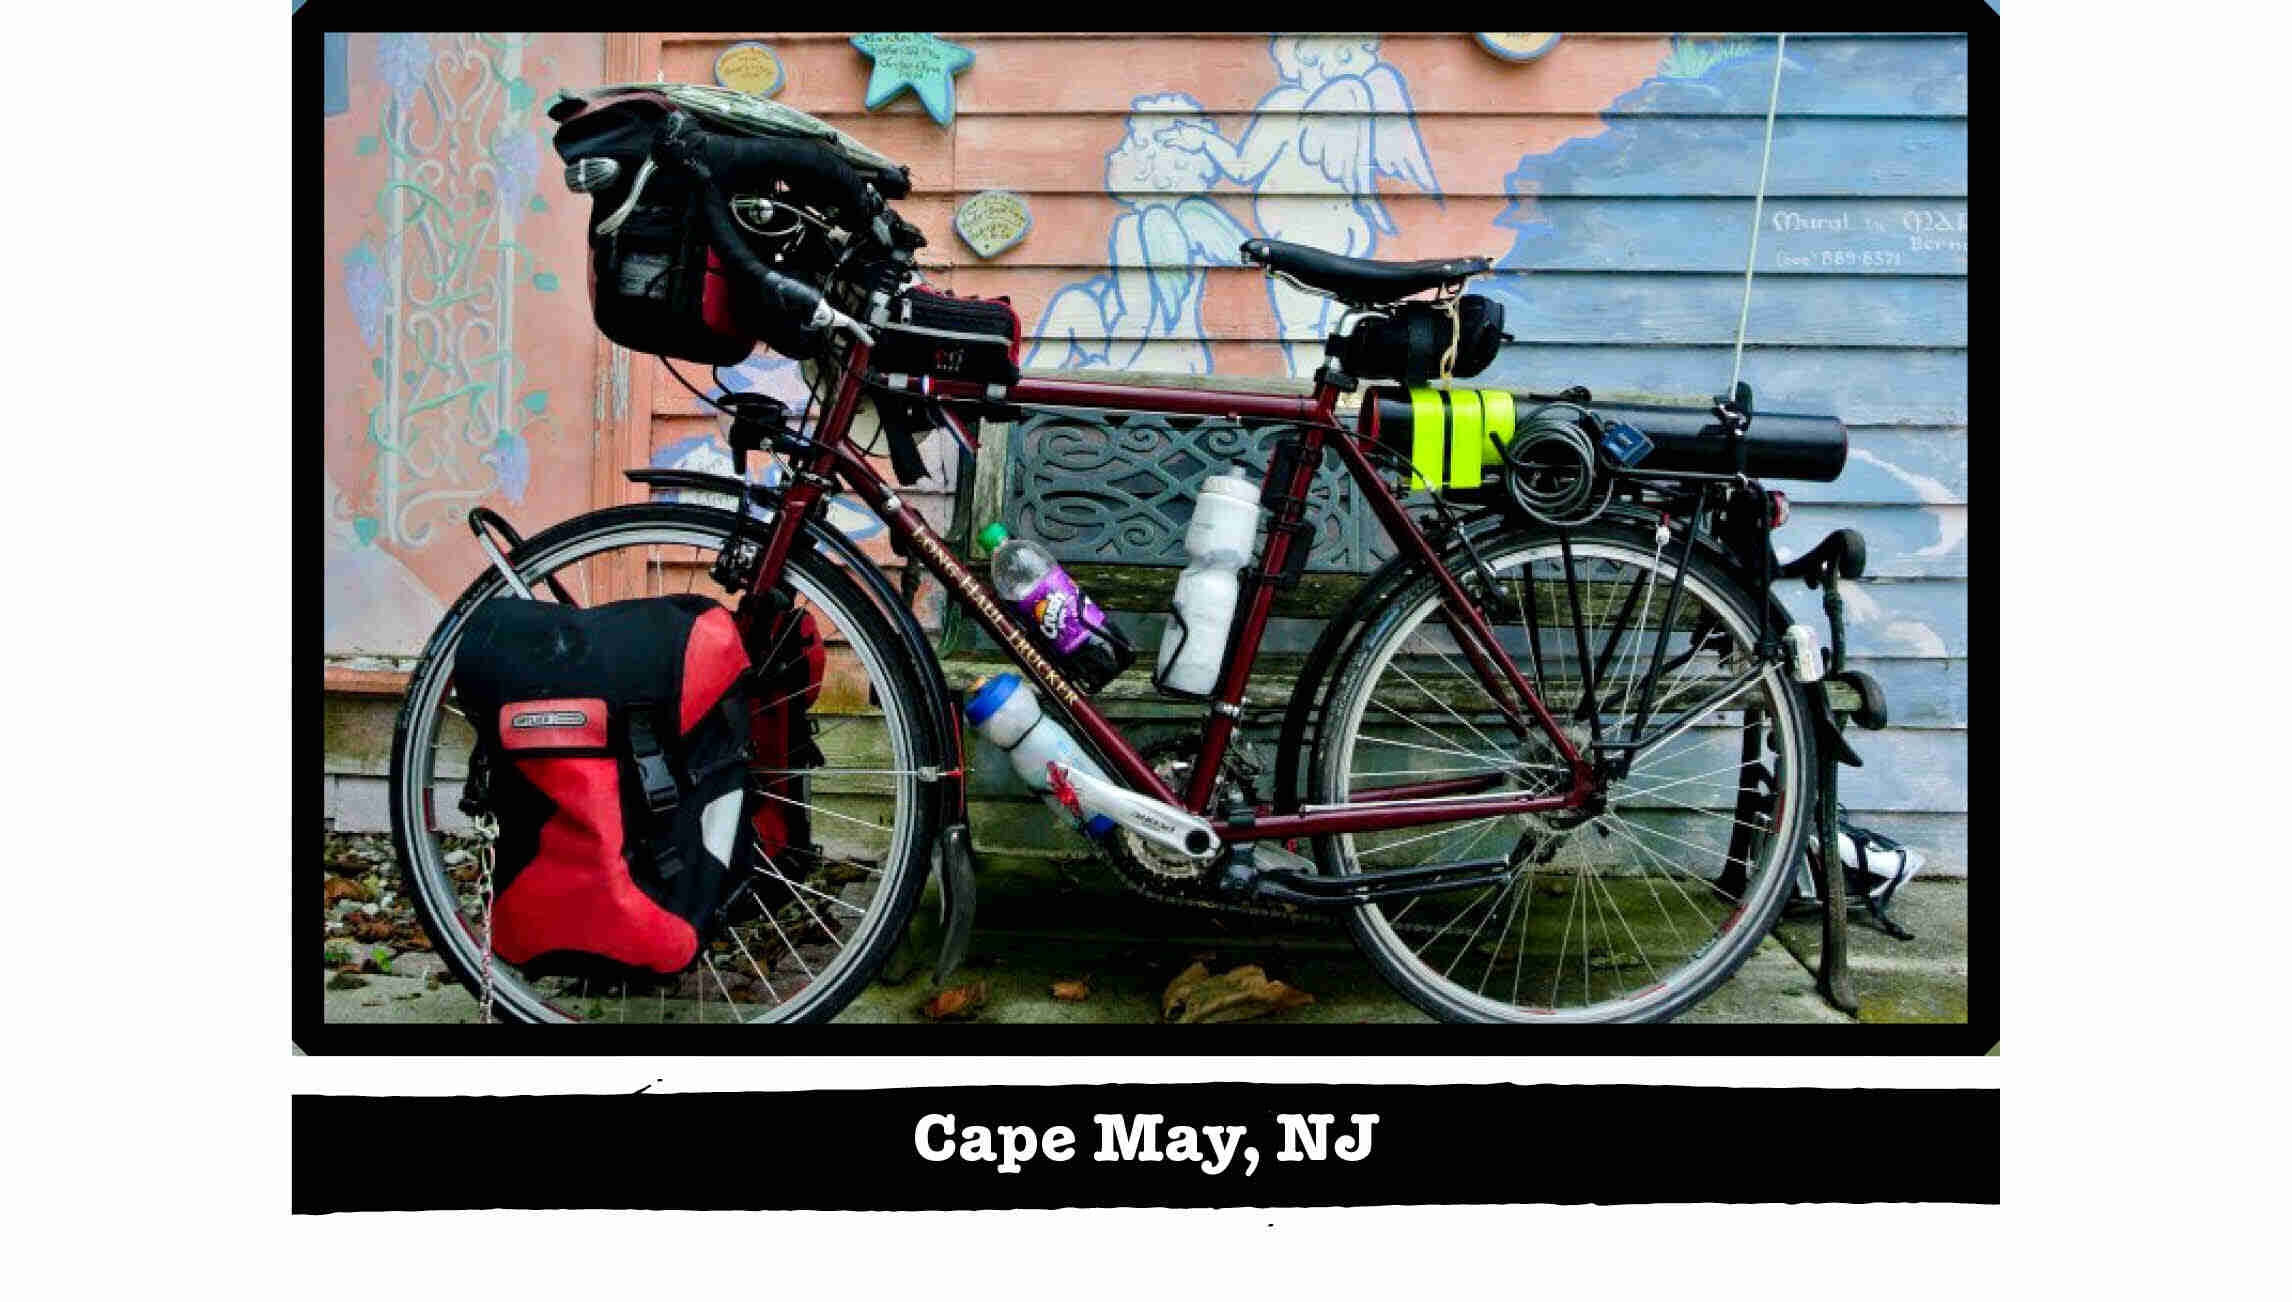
{"left": 921, "top": 980, "right": 988, "bottom": 1021}
{"left": 323, "top": 875, "right": 371, "bottom": 905}
{"left": 1165, "top": 964, "right": 1315, "bottom": 1025}
{"left": 1050, "top": 978, "right": 1091, "bottom": 1002}
{"left": 1161, "top": 961, "right": 1212, "bottom": 1021}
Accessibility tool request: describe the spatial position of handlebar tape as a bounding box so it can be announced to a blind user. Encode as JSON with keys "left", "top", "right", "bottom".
{"left": 661, "top": 110, "right": 890, "bottom": 213}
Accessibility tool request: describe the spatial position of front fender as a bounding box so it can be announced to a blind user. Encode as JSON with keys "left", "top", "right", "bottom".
{"left": 625, "top": 468, "right": 977, "bottom": 975}
{"left": 623, "top": 469, "right": 963, "bottom": 816}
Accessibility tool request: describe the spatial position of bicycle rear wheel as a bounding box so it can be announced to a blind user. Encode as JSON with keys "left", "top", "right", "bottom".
{"left": 385, "top": 503, "right": 936, "bottom": 1025}
{"left": 1313, "top": 519, "right": 1814, "bottom": 1023}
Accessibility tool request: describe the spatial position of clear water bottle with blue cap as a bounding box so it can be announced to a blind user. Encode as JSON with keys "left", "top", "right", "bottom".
{"left": 978, "top": 522, "right": 1134, "bottom": 694}
{"left": 964, "top": 673, "right": 1116, "bottom": 840}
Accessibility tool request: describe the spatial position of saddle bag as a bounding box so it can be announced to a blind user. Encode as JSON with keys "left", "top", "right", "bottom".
{"left": 736, "top": 598, "right": 828, "bottom": 897}
{"left": 453, "top": 594, "right": 761, "bottom": 979}
{"left": 1335, "top": 293, "right": 1506, "bottom": 383}
{"left": 866, "top": 280, "right": 1023, "bottom": 387}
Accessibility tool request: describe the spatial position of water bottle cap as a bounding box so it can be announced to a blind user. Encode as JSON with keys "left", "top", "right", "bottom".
{"left": 1203, "top": 468, "right": 1261, "bottom": 503}
{"left": 977, "top": 522, "right": 1010, "bottom": 551}
{"left": 963, "top": 671, "right": 1023, "bottom": 725}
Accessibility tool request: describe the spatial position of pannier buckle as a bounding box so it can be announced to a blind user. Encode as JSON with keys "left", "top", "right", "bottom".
{"left": 626, "top": 710, "right": 682, "bottom": 814}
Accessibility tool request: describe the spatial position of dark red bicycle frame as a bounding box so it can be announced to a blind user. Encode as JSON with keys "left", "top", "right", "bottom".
{"left": 748, "top": 340, "right": 1596, "bottom": 844}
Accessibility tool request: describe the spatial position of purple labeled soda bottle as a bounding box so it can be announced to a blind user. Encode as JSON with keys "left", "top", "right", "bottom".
{"left": 978, "top": 522, "right": 1136, "bottom": 694}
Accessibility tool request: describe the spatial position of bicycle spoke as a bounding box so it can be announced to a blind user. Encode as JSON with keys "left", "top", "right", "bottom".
{"left": 753, "top": 788, "right": 894, "bottom": 835}
{"left": 750, "top": 857, "right": 868, "bottom": 916}
{"left": 756, "top": 842, "right": 846, "bottom": 947}
{"left": 1329, "top": 530, "right": 1803, "bottom": 1021}
{"left": 726, "top": 923, "right": 783, "bottom": 1004}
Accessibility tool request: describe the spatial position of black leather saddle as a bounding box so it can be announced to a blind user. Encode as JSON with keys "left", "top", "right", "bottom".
{"left": 1239, "top": 238, "right": 1490, "bottom": 304}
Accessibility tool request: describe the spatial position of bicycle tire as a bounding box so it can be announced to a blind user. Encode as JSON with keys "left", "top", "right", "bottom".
{"left": 1312, "top": 518, "right": 1817, "bottom": 1024}
{"left": 385, "top": 503, "right": 937, "bottom": 1025}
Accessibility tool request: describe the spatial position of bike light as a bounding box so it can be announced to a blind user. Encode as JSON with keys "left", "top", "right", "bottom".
{"left": 1767, "top": 489, "right": 1790, "bottom": 528}
{"left": 564, "top": 157, "right": 620, "bottom": 193}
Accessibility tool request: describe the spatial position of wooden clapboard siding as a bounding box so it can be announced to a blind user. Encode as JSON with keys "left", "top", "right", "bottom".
{"left": 516, "top": 33, "right": 1977, "bottom": 873}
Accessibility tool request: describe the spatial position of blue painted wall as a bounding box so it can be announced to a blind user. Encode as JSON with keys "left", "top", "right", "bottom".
{"left": 1480, "top": 34, "right": 1968, "bottom": 863}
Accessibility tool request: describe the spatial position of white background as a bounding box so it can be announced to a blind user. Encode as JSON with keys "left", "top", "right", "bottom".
{"left": 4, "top": 9, "right": 2283, "bottom": 1297}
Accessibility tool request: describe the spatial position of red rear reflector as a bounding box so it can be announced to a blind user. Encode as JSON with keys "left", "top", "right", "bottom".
{"left": 1767, "top": 490, "right": 1790, "bottom": 528}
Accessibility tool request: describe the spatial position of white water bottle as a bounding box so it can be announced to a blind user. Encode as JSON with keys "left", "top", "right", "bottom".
{"left": 1155, "top": 465, "right": 1262, "bottom": 697}
{"left": 964, "top": 673, "right": 1116, "bottom": 839}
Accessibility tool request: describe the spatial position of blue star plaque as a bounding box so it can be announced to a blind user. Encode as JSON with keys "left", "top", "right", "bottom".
{"left": 850, "top": 32, "right": 974, "bottom": 126}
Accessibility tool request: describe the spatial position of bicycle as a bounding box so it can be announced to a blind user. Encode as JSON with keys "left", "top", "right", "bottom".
{"left": 388, "top": 88, "right": 1840, "bottom": 1025}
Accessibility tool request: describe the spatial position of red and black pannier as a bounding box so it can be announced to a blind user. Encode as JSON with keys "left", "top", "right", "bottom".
{"left": 453, "top": 594, "right": 763, "bottom": 979}
{"left": 736, "top": 598, "right": 828, "bottom": 882}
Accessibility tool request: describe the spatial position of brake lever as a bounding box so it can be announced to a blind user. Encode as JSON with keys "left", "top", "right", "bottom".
{"left": 810, "top": 299, "right": 874, "bottom": 347}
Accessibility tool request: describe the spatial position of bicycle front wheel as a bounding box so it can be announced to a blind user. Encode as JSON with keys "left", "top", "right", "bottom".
{"left": 386, "top": 503, "right": 937, "bottom": 1025}
{"left": 1314, "top": 519, "right": 1815, "bottom": 1023}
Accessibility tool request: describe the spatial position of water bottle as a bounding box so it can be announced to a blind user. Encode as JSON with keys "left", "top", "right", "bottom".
{"left": 978, "top": 523, "right": 1135, "bottom": 694}
{"left": 965, "top": 673, "right": 1116, "bottom": 840}
{"left": 1154, "top": 465, "right": 1262, "bottom": 697}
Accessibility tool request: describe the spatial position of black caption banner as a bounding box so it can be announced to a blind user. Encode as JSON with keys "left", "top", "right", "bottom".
{"left": 294, "top": 1084, "right": 1996, "bottom": 1212}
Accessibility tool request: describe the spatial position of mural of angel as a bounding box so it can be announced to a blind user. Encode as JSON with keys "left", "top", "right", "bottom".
{"left": 1026, "top": 93, "right": 1256, "bottom": 375}
{"left": 1154, "top": 34, "right": 1440, "bottom": 374}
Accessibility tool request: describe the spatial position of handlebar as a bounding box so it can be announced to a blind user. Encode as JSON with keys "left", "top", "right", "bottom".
{"left": 658, "top": 109, "right": 883, "bottom": 217}
{"left": 654, "top": 113, "right": 875, "bottom": 346}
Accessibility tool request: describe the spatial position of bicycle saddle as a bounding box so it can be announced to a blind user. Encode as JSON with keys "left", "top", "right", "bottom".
{"left": 1239, "top": 238, "right": 1490, "bottom": 304}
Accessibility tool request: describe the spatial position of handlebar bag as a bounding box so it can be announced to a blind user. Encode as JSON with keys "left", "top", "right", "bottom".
{"left": 866, "top": 281, "right": 1023, "bottom": 387}
{"left": 453, "top": 594, "right": 761, "bottom": 980}
{"left": 552, "top": 94, "right": 758, "bottom": 366}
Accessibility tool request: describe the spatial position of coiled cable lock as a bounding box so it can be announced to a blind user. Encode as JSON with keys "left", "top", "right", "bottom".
{"left": 1501, "top": 401, "right": 1615, "bottom": 527}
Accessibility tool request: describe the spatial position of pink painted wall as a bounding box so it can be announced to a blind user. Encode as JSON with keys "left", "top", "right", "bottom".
{"left": 322, "top": 33, "right": 607, "bottom": 658}
{"left": 321, "top": 32, "right": 1672, "bottom": 659}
